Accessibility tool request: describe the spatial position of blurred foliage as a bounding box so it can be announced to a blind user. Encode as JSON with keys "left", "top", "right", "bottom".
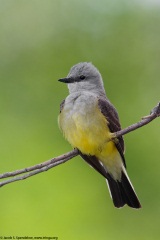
{"left": 0, "top": 0, "right": 160, "bottom": 239}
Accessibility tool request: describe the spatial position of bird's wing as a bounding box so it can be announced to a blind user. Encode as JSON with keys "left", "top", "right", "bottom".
{"left": 79, "top": 153, "right": 109, "bottom": 178}
{"left": 80, "top": 96, "right": 126, "bottom": 179}
{"left": 60, "top": 99, "right": 65, "bottom": 113}
{"left": 98, "top": 97, "right": 126, "bottom": 167}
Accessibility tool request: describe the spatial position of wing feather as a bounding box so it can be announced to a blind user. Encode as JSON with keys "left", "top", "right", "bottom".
{"left": 60, "top": 99, "right": 65, "bottom": 113}
{"left": 98, "top": 97, "right": 126, "bottom": 167}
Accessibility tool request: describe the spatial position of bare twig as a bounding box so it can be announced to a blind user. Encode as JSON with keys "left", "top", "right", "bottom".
{"left": 0, "top": 102, "right": 159, "bottom": 188}
{"left": 114, "top": 102, "right": 160, "bottom": 138}
{"left": 0, "top": 149, "right": 79, "bottom": 187}
{"left": 0, "top": 148, "right": 79, "bottom": 179}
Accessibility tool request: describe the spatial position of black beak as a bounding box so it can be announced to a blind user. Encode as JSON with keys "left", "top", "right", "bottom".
{"left": 58, "top": 77, "right": 74, "bottom": 83}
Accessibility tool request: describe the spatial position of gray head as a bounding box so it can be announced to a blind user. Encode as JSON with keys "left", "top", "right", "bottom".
{"left": 59, "top": 62, "right": 106, "bottom": 96}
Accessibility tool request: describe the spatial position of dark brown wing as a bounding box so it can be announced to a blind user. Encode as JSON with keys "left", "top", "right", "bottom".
{"left": 80, "top": 96, "right": 126, "bottom": 181}
{"left": 79, "top": 153, "right": 109, "bottom": 178}
{"left": 98, "top": 97, "right": 126, "bottom": 167}
{"left": 60, "top": 99, "right": 65, "bottom": 113}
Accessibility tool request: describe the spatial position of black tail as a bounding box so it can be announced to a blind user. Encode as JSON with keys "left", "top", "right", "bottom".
{"left": 107, "top": 171, "right": 141, "bottom": 209}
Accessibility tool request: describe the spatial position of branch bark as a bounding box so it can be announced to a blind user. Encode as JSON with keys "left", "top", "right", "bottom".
{"left": 0, "top": 102, "right": 159, "bottom": 188}
{"left": 0, "top": 149, "right": 79, "bottom": 187}
{"left": 114, "top": 102, "right": 160, "bottom": 138}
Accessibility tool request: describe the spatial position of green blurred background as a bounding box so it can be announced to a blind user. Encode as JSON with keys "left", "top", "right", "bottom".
{"left": 0, "top": 0, "right": 160, "bottom": 239}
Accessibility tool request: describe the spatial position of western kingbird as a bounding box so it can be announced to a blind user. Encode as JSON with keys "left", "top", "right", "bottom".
{"left": 58, "top": 62, "right": 141, "bottom": 208}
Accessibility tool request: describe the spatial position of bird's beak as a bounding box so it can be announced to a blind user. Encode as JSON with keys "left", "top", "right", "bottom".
{"left": 58, "top": 77, "right": 74, "bottom": 84}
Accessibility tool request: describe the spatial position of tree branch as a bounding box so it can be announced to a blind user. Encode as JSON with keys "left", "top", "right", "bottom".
{"left": 114, "top": 102, "right": 160, "bottom": 138}
{"left": 0, "top": 149, "right": 79, "bottom": 187}
{"left": 0, "top": 102, "right": 159, "bottom": 188}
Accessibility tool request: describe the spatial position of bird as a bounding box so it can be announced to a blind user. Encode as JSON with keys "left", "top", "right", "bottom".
{"left": 58, "top": 62, "right": 141, "bottom": 209}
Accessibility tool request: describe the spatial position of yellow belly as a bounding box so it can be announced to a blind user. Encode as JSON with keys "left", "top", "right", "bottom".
{"left": 59, "top": 103, "right": 115, "bottom": 156}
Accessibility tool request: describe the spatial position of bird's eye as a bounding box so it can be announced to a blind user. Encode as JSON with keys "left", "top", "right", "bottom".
{"left": 80, "top": 75, "right": 86, "bottom": 80}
